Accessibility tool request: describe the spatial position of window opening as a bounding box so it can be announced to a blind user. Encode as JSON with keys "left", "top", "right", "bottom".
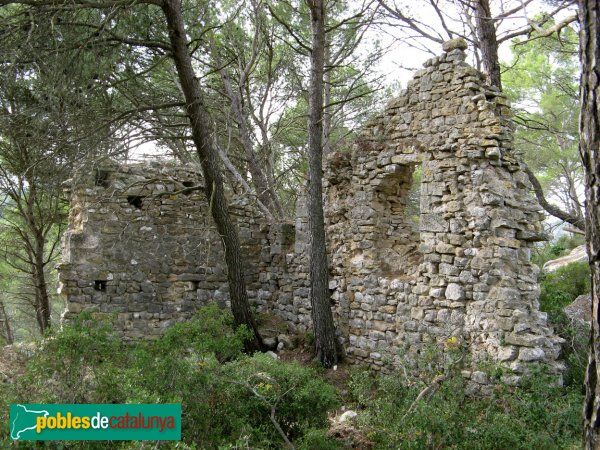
{"left": 127, "top": 195, "right": 144, "bottom": 209}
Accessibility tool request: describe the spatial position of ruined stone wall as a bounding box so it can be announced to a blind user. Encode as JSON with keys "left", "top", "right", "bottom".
{"left": 58, "top": 162, "right": 278, "bottom": 339}
{"left": 59, "top": 40, "right": 565, "bottom": 384}
{"left": 320, "top": 39, "right": 564, "bottom": 381}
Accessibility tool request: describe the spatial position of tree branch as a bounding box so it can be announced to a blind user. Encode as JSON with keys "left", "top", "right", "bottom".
{"left": 523, "top": 163, "right": 585, "bottom": 230}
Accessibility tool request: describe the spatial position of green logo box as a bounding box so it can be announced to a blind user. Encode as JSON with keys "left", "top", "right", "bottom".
{"left": 10, "top": 404, "right": 181, "bottom": 441}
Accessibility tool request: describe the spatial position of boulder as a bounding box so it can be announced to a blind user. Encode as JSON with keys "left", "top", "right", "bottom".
{"left": 339, "top": 410, "right": 358, "bottom": 423}
{"left": 564, "top": 293, "right": 592, "bottom": 324}
{"left": 543, "top": 245, "right": 588, "bottom": 273}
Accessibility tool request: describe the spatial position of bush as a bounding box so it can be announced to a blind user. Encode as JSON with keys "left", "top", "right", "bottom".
{"left": 13, "top": 310, "right": 124, "bottom": 404}
{"left": 349, "top": 365, "right": 582, "bottom": 449}
{"left": 537, "top": 261, "right": 590, "bottom": 388}
{"left": 297, "top": 428, "right": 341, "bottom": 450}
{"left": 224, "top": 354, "right": 339, "bottom": 439}
{"left": 3, "top": 305, "right": 339, "bottom": 449}
{"left": 539, "top": 261, "right": 591, "bottom": 316}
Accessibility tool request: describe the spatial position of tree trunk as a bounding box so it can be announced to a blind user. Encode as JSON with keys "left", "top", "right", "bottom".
{"left": 580, "top": 1, "right": 600, "bottom": 448}
{"left": 323, "top": 39, "right": 332, "bottom": 155}
{"left": 307, "top": 0, "right": 337, "bottom": 368}
{"left": 474, "top": 0, "right": 502, "bottom": 90}
{"left": 161, "top": 0, "right": 263, "bottom": 352}
{"left": 22, "top": 180, "right": 52, "bottom": 335}
{"left": 33, "top": 234, "right": 51, "bottom": 334}
{"left": 0, "top": 299, "right": 14, "bottom": 344}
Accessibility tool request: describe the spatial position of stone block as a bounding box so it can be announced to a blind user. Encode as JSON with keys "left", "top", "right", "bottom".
{"left": 420, "top": 214, "right": 449, "bottom": 232}
{"left": 518, "top": 347, "right": 545, "bottom": 361}
{"left": 504, "top": 333, "right": 546, "bottom": 348}
{"left": 497, "top": 346, "right": 518, "bottom": 361}
{"left": 445, "top": 283, "right": 465, "bottom": 301}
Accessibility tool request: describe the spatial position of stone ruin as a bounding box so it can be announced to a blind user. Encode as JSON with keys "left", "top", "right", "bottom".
{"left": 58, "top": 40, "right": 565, "bottom": 387}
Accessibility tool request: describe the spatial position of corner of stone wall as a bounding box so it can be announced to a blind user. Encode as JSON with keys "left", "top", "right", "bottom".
{"left": 321, "top": 38, "right": 566, "bottom": 383}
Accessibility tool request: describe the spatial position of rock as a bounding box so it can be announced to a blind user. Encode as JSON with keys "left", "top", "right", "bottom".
{"left": 442, "top": 38, "right": 468, "bottom": 52}
{"left": 504, "top": 333, "right": 546, "bottom": 347}
{"left": 420, "top": 214, "right": 449, "bottom": 232}
{"left": 445, "top": 283, "right": 465, "bottom": 301}
{"left": 564, "top": 293, "right": 592, "bottom": 324}
{"left": 543, "top": 245, "right": 588, "bottom": 273}
{"left": 339, "top": 410, "right": 358, "bottom": 423}
{"left": 277, "top": 334, "right": 294, "bottom": 350}
{"left": 266, "top": 351, "right": 279, "bottom": 360}
{"left": 497, "top": 346, "right": 518, "bottom": 362}
{"left": 263, "top": 337, "right": 277, "bottom": 350}
{"left": 518, "top": 347, "right": 545, "bottom": 361}
{"left": 471, "top": 371, "right": 488, "bottom": 384}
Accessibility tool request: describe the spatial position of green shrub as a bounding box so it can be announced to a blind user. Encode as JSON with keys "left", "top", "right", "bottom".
{"left": 539, "top": 261, "right": 591, "bottom": 316}
{"left": 153, "top": 303, "right": 253, "bottom": 361}
{"left": 350, "top": 365, "right": 582, "bottom": 449}
{"left": 216, "top": 353, "right": 340, "bottom": 447}
{"left": 538, "top": 261, "right": 591, "bottom": 388}
{"left": 298, "top": 428, "right": 341, "bottom": 450}
{"left": 5, "top": 305, "right": 339, "bottom": 449}
{"left": 13, "top": 311, "right": 124, "bottom": 404}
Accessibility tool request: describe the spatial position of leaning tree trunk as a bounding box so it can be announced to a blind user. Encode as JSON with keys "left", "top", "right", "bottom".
{"left": 580, "top": 0, "right": 600, "bottom": 448}
{"left": 23, "top": 181, "right": 51, "bottom": 334}
{"left": 474, "top": 0, "right": 502, "bottom": 90}
{"left": 307, "top": 0, "right": 337, "bottom": 368}
{"left": 162, "top": 0, "right": 263, "bottom": 352}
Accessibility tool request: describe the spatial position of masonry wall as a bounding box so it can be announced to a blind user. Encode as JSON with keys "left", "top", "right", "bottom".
{"left": 58, "top": 162, "right": 280, "bottom": 339}
{"left": 317, "top": 40, "right": 565, "bottom": 384}
{"left": 59, "top": 39, "right": 565, "bottom": 385}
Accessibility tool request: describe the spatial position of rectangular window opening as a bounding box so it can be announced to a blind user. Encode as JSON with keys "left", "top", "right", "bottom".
{"left": 94, "top": 280, "right": 107, "bottom": 291}
{"left": 127, "top": 195, "right": 144, "bottom": 209}
{"left": 94, "top": 169, "right": 110, "bottom": 188}
{"left": 182, "top": 181, "right": 195, "bottom": 195}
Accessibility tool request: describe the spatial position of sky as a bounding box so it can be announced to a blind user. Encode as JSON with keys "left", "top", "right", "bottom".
{"left": 130, "top": 0, "right": 580, "bottom": 161}
{"left": 369, "top": 0, "right": 579, "bottom": 88}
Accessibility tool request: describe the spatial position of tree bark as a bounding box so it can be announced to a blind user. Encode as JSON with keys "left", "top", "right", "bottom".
{"left": 23, "top": 180, "right": 52, "bottom": 335}
{"left": 474, "top": 0, "right": 502, "bottom": 90}
{"left": 580, "top": 1, "right": 600, "bottom": 448}
{"left": 0, "top": 299, "right": 13, "bottom": 344}
{"left": 307, "top": 0, "right": 337, "bottom": 368}
{"left": 34, "top": 233, "right": 51, "bottom": 333}
{"left": 323, "top": 39, "right": 332, "bottom": 155}
{"left": 161, "top": 0, "right": 263, "bottom": 352}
